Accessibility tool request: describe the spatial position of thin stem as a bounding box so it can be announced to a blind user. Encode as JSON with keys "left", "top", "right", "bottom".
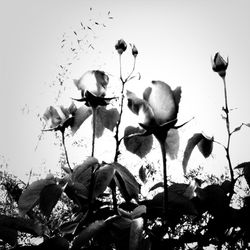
{"left": 125, "top": 57, "right": 136, "bottom": 82}
{"left": 222, "top": 76, "right": 234, "bottom": 196}
{"left": 91, "top": 107, "right": 97, "bottom": 157}
{"left": 114, "top": 81, "right": 125, "bottom": 162}
{"left": 159, "top": 140, "right": 168, "bottom": 224}
{"left": 61, "top": 130, "right": 73, "bottom": 173}
{"left": 119, "top": 54, "right": 123, "bottom": 82}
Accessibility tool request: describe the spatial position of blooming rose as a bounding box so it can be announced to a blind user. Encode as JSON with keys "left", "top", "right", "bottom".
{"left": 127, "top": 81, "right": 181, "bottom": 128}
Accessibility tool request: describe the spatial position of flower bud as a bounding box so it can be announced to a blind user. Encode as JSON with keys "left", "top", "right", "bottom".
{"left": 115, "top": 39, "right": 127, "bottom": 55}
{"left": 131, "top": 44, "right": 138, "bottom": 57}
{"left": 212, "top": 52, "right": 228, "bottom": 78}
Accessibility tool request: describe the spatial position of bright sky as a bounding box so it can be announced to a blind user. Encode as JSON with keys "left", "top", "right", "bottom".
{"left": 0, "top": 0, "right": 250, "bottom": 182}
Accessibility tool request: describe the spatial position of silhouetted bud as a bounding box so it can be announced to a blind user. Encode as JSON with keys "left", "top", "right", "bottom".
{"left": 115, "top": 39, "right": 127, "bottom": 55}
{"left": 132, "top": 44, "right": 138, "bottom": 57}
{"left": 212, "top": 52, "right": 228, "bottom": 78}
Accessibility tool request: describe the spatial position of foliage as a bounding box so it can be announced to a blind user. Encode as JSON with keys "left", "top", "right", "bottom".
{"left": 1, "top": 35, "right": 250, "bottom": 250}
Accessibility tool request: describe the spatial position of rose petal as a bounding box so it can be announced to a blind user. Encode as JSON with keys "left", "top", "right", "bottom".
{"left": 127, "top": 90, "right": 155, "bottom": 126}
{"left": 144, "top": 81, "right": 177, "bottom": 125}
{"left": 74, "top": 70, "right": 108, "bottom": 97}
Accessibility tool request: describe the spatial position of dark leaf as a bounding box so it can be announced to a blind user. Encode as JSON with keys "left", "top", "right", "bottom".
{"left": 92, "top": 164, "right": 115, "bottom": 199}
{"left": 60, "top": 221, "right": 78, "bottom": 234}
{"left": 113, "top": 162, "right": 140, "bottom": 201}
{"left": 149, "top": 182, "right": 164, "bottom": 192}
{"left": 182, "top": 133, "right": 204, "bottom": 175}
{"left": 18, "top": 178, "right": 56, "bottom": 216}
{"left": 235, "top": 162, "right": 250, "bottom": 187}
{"left": 71, "top": 105, "right": 92, "bottom": 134}
{"left": 139, "top": 166, "right": 147, "bottom": 183}
{"left": 39, "top": 184, "right": 63, "bottom": 217}
{"left": 72, "top": 157, "right": 98, "bottom": 185}
{"left": 0, "top": 226, "right": 17, "bottom": 246}
{"left": 197, "top": 135, "right": 213, "bottom": 158}
{"left": 71, "top": 221, "right": 105, "bottom": 250}
{"left": 0, "top": 215, "right": 43, "bottom": 236}
{"left": 196, "top": 184, "right": 229, "bottom": 217}
{"left": 124, "top": 126, "right": 153, "bottom": 158}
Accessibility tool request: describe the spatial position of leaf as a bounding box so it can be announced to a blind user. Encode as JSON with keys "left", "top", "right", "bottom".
{"left": 0, "top": 215, "right": 43, "bottom": 236}
{"left": 98, "top": 107, "right": 119, "bottom": 131}
{"left": 124, "top": 126, "right": 153, "bottom": 158}
{"left": 72, "top": 157, "right": 98, "bottom": 184}
{"left": 0, "top": 226, "right": 17, "bottom": 246}
{"left": 60, "top": 221, "right": 79, "bottom": 234}
{"left": 39, "top": 184, "right": 63, "bottom": 217}
{"left": 18, "top": 178, "right": 56, "bottom": 216}
{"left": 113, "top": 162, "right": 140, "bottom": 201}
{"left": 149, "top": 182, "right": 164, "bottom": 192}
{"left": 71, "top": 105, "right": 92, "bottom": 134}
{"left": 92, "top": 164, "right": 115, "bottom": 199}
{"left": 197, "top": 135, "right": 213, "bottom": 158}
{"left": 71, "top": 221, "right": 105, "bottom": 250}
{"left": 129, "top": 217, "right": 144, "bottom": 250}
{"left": 131, "top": 205, "right": 147, "bottom": 219}
{"left": 139, "top": 166, "right": 147, "bottom": 183}
{"left": 182, "top": 133, "right": 204, "bottom": 175}
{"left": 165, "top": 129, "right": 179, "bottom": 159}
{"left": 196, "top": 184, "right": 229, "bottom": 217}
{"left": 235, "top": 162, "right": 250, "bottom": 187}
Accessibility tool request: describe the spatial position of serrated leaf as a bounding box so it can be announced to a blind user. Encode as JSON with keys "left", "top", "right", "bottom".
{"left": 72, "top": 157, "right": 98, "bottom": 184}
{"left": 197, "top": 135, "right": 213, "bottom": 158}
{"left": 39, "top": 184, "right": 63, "bottom": 217}
{"left": 112, "top": 162, "right": 140, "bottom": 201}
{"left": 18, "top": 178, "right": 56, "bottom": 216}
{"left": 129, "top": 217, "right": 144, "bottom": 250}
{"left": 71, "top": 221, "right": 105, "bottom": 250}
{"left": 92, "top": 164, "right": 115, "bottom": 199}
{"left": 165, "top": 128, "right": 179, "bottom": 159}
{"left": 95, "top": 107, "right": 119, "bottom": 138}
{"left": 124, "top": 126, "right": 153, "bottom": 158}
{"left": 182, "top": 133, "right": 204, "bottom": 175}
{"left": 71, "top": 105, "right": 92, "bottom": 134}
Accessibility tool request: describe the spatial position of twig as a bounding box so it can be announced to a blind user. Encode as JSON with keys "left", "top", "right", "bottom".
{"left": 61, "top": 129, "right": 73, "bottom": 173}
{"left": 91, "top": 107, "right": 97, "bottom": 157}
{"left": 222, "top": 76, "right": 234, "bottom": 198}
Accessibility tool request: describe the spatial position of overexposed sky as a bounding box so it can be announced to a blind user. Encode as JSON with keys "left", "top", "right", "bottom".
{"left": 0, "top": 0, "right": 250, "bottom": 181}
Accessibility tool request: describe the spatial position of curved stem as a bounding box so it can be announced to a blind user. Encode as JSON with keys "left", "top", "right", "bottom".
{"left": 61, "top": 130, "right": 72, "bottom": 173}
{"left": 125, "top": 57, "right": 136, "bottom": 82}
{"left": 91, "top": 107, "right": 97, "bottom": 157}
{"left": 159, "top": 140, "right": 168, "bottom": 224}
{"left": 222, "top": 76, "right": 234, "bottom": 197}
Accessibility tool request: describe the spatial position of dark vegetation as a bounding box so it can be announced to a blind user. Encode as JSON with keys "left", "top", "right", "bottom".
{"left": 1, "top": 25, "right": 250, "bottom": 250}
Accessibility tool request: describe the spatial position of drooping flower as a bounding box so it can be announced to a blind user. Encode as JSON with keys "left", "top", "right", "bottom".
{"left": 212, "top": 52, "right": 228, "bottom": 77}
{"left": 43, "top": 102, "right": 77, "bottom": 130}
{"left": 115, "top": 39, "right": 127, "bottom": 55}
{"left": 127, "top": 81, "right": 181, "bottom": 129}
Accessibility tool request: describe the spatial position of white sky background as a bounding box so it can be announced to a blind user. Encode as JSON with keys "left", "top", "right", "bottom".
{"left": 0, "top": 0, "right": 250, "bottom": 182}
